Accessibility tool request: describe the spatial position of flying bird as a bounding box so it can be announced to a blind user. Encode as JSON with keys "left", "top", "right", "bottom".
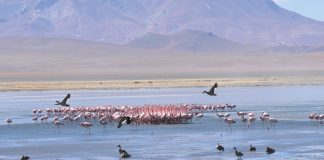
{"left": 118, "top": 145, "right": 131, "bottom": 158}
{"left": 203, "top": 83, "right": 218, "bottom": 96}
{"left": 117, "top": 116, "right": 132, "bottom": 128}
{"left": 55, "top": 93, "right": 71, "bottom": 106}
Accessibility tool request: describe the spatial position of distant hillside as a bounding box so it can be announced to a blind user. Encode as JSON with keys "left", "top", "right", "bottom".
{"left": 1, "top": 37, "right": 324, "bottom": 81}
{"left": 128, "top": 30, "right": 249, "bottom": 52}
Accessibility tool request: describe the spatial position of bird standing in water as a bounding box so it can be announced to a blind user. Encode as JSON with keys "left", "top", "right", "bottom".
{"left": 203, "top": 83, "right": 218, "bottom": 96}
{"left": 217, "top": 143, "right": 224, "bottom": 152}
{"left": 266, "top": 147, "right": 275, "bottom": 154}
{"left": 21, "top": 156, "right": 30, "bottom": 160}
{"left": 118, "top": 145, "right": 131, "bottom": 158}
{"left": 55, "top": 93, "right": 71, "bottom": 106}
{"left": 249, "top": 144, "right": 256, "bottom": 151}
{"left": 5, "top": 117, "right": 13, "bottom": 126}
{"left": 233, "top": 147, "right": 244, "bottom": 159}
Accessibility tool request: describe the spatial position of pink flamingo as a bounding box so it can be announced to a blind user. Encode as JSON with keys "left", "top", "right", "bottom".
{"left": 32, "top": 115, "right": 38, "bottom": 123}
{"left": 267, "top": 117, "right": 278, "bottom": 129}
{"left": 241, "top": 116, "right": 248, "bottom": 122}
{"left": 248, "top": 112, "right": 255, "bottom": 117}
{"left": 53, "top": 120, "right": 64, "bottom": 128}
{"left": 100, "top": 120, "right": 108, "bottom": 132}
{"left": 224, "top": 118, "right": 236, "bottom": 131}
{"left": 260, "top": 115, "right": 267, "bottom": 125}
{"left": 237, "top": 112, "right": 247, "bottom": 117}
{"left": 247, "top": 117, "right": 256, "bottom": 128}
{"left": 261, "top": 112, "right": 270, "bottom": 117}
{"left": 195, "top": 113, "right": 204, "bottom": 118}
{"left": 32, "top": 109, "right": 37, "bottom": 115}
{"left": 81, "top": 122, "right": 93, "bottom": 134}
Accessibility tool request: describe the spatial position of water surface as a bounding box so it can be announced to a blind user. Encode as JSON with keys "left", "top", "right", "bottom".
{"left": 0, "top": 85, "right": 324, "bottom": 159}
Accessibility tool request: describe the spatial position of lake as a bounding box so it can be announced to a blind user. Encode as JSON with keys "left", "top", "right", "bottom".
{"left": 0, "top": 85, "right": 324, "bottom": 160}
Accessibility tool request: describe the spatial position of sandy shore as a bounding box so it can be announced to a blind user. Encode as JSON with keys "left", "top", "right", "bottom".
{"left": 1, "top": 38, "right": 324, "bottom": 91}
{"left": 1, "top": 76, "right": 324, "bottom": 91}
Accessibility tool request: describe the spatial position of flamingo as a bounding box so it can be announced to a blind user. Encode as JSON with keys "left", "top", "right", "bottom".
{"left": 32, "top": 115, "right": 38, "bottom": 123}
{"left": 241, "top": 116, "right": 248, "bottom": 122}
{"left": 237, "top": 112, "right": 247, "bottom": 117}
{"left": 247, "top": 117, "right": 256, "bottom": 128}
{"left": 81, "top": 122, "right": 93, "bottom": 134}
{"left": 195, "top": 112, "right": 204, "bottom": 118}
{"left": 267, "top": 117, "right": 278, "bottom": 129}
{"left": 260, "top": 115, "right": 267, "bottom": 125}
{"left": 268, "top": 118, "right": 278, "bottom": 125}
{"left": 224, "top": 113, "right": 231, "bottom": 118}
{"left": 216, "top": 113, "right": 225, "bottom": 119}
{"left": 53, "top": 120, "right": 64, "bottom": 128}
{"left": 262, "top": 112, "right": 270, "bottom": 117}
{"left": 248, "top": 112, "right": 255, "bottom": 117}
{"left": 32, "top": 109, "right": 37, "bottom": 115}
{"left": 319, "top": 114, "right": 324, "bottom": 124}
{"left": 100, "top": 119, "right": 108, "bottom": 132}
{"left": 226, "top": 104, "right": 236, "bottom": 110}
{"left": 73, "top": 114, "right": 82, "bottom": 124}
{"left": 224, "top": 118, "right": 236, "bottom": 131}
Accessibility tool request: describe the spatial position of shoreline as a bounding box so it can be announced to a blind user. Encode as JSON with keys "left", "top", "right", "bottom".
{"left": 1, "top": 76, "right": 324, "bottom": 92}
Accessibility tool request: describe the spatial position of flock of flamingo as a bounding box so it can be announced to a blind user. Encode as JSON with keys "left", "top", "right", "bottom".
{"left": 28, "top": 103, "right": 239, "bottom": 133}
{"left": 3, "top": 101, "right": 282, "bottom": 134}
{"left": 308, "top": 113, "right": 324, "bottom": 124}
{"left": 4, "top": 91, "right": 280, "bottom": 135}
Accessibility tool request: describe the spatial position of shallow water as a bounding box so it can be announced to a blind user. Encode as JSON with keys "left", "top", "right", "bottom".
{"left": 1, "top": 85, "right": 324, "bottom": 160}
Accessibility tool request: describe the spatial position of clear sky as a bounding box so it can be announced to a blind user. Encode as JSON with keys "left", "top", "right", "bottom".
{"left": 273, "top": 0, "right": 324, "bottom": 22}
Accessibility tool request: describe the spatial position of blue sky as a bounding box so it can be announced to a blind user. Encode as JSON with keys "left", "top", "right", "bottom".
{"left": 274, "top": 0, "right": 324, "bottom": 21}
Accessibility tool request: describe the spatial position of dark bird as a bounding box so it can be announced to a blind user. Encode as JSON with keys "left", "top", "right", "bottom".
{"left": 233, "top": 147, "right": 244, "bottom": 159}
{"left": 21, "top": 156, "right": 30, "bottom": 160}
{"left": 217, "top": 143, "right": 224, "bottom": 152}
{"left": 118, "top": 145, "right": 131, "bottom": 158}
{"left": 117, "top": 116, "right": 132, "bottom": 128}
{"left": 249, "top": 144, "right": 256, "bottom": 152}
{"left": 266, "top": 147, "right": 275, "bottom": 154}
{"left": 203, "top": 83, "right": 218, "bottom": 96}
{"left": 55, "top": 93, "right": 71, "bottom": 106}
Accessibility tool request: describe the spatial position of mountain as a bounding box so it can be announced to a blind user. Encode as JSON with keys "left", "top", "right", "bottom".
{"left": 0, "top": 0, "right": 324, "bottom": 48}
{"left": 128, "top": 30, "right": 248, "bottom": 52}
{"left": 254, "top": 45, "right": 324, "bottom": 54}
